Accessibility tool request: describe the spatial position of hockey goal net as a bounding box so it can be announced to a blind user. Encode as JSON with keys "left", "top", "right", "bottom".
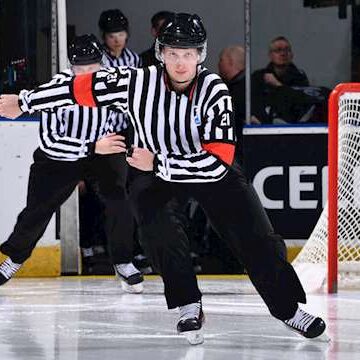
{"left": 293, "top": 83, "right": 360, "bottom": 293}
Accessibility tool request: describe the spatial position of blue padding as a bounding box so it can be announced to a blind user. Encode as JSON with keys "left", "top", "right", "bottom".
{"left": 244, "top": 123, "right": 328, "bottom": 129}
{"left": 0, "top": 115, "right": 39, "bottom": 122}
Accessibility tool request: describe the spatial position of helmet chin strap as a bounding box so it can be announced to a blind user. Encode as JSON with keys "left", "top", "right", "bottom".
{"left": 173, "top": 79, "right": 194, "bottom": 84}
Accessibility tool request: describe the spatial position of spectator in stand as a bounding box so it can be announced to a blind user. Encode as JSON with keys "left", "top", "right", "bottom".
{"left": 140, "top": 11, "right": 174, "bottom": 67}
{"left": 218, "top": 45, "right": 246, "bottom": 164}
{"left": 252, "top": 36, "right": 311, "bottom": 124}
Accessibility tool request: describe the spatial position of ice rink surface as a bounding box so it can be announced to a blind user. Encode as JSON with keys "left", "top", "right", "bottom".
{"left": 0, "top": 277, "right": 359, "bottom": 360}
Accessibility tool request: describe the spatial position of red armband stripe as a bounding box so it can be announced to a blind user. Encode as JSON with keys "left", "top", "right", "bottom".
{"left": 202, "top": 142, "right": 235, "bottom": 165}
{"left": 73, "top": 73, "right": 96, "bottom": 107}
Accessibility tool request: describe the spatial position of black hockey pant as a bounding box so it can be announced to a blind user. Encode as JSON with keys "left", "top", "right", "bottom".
{"left": 128, "top": 168, "right": 306, "bottom": 321}
{"left": 0, "top": 148, "right": 134, "bottom": 265}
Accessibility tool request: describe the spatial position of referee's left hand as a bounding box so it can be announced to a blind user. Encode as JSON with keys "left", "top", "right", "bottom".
{"left": 126, "top": 147, "right": 155, "bottom": 171}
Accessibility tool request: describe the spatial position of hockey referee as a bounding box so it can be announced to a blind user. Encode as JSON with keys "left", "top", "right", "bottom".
{"left": 0, "top": 13, "right": 326, "bottom": 344}
{"left": 0, "top": 34, "right": 144, "bottom": 293}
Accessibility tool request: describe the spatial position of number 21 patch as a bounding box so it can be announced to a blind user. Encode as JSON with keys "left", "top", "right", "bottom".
{"left": 218, "top": 111, "right": 232, "bottom": 128}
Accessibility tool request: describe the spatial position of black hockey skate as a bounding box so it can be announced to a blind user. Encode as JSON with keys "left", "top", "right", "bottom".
{"left": 113, "top": 262, "right": 144, "bottom": 293}
{"left": 283, "top": 308, "right": 327, "bottom": 340}
{"left": 0, "top": 257, "right": 22, "bottom": 285}
{"left": 177, "top": 301, "right": 205, "bottom": 345}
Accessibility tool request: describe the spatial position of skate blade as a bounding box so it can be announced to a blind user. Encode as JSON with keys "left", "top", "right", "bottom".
{"left": 310, "top": 331, "right": 331, "bottom": 343}
{"left": 182, "top": 329, "right": 204, "bottom": 345}
{"left": 120, "top": 281, "right": 144, "bottom": 294}
{"left": 283, "top": 323, "right": 331, "bottom": 343}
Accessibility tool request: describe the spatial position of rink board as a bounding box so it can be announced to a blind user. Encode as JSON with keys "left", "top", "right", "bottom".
{"left": 0, "top": 119, "right": 60, "bottom": 276}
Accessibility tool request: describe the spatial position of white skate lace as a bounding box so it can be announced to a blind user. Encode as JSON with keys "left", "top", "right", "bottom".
{"left": 114, "top": 262, "right": 140, "bottom": 278}
{"left": 284, "top": 308, "right": 316, "bottom": 332}
{"left": 0, "top": 258, "right": 22, "bottom": 279}
{"left": 179, "top": 301, "right": 202, "bottom": 321}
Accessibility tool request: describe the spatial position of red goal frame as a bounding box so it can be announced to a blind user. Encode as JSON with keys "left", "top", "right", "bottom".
{"left": 328, "top": 83, "right": 360, "bottom": 293}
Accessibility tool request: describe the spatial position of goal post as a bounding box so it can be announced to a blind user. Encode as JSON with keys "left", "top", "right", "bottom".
{"left": 293, "top": 83, "right": 360, "bottom": 293}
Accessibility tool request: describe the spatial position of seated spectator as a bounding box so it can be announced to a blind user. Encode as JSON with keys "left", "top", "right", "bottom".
{"left": 252, "top": 36, "right": 329, "bottom": 124}
{"left": 140, "top": 11, "right": 174, "bottom": 67}
{"left": 218, "top": 45, "right": 246, "bottom": 163}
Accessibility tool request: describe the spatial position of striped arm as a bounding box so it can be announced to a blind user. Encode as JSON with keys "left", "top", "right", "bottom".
{"left": 201, "top": 91, "right": 236, "bottom": 164}
{"left": 39, "top": 110, "right": 94, "bottom": 160}
{"left": 19, "top": 72, "right": 75, "bottom": 113}
{"left": 73, "top": 67, "right": 130, "bottom": 112}
{"left": 154, "top": 151, "right": 230, "bottom": 183}
{"left": 18, "top": 67, "right": 130, "bottom": 114}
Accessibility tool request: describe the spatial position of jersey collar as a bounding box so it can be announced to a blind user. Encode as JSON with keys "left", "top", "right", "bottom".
{"left": 103, "top": 45, "right": 125, "bottom": 60}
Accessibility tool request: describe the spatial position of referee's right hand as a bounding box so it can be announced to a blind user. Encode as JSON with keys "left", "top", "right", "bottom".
{"left": 0, "top": 94, "right": 23, "bottom": 119}
{"left": 95, "top": 133, "right": 126, "bottom": 154}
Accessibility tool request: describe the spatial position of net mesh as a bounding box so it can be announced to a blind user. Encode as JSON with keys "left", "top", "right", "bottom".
{"left": 293, "top": 92, "right": 360, "bottom": 289}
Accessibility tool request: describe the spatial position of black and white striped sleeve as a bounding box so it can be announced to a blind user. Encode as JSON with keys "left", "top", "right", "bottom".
{"left": 154, "top": 84, "right": 237, "bottom": 183}
{"left": 80, "top": 67, "right": 130, "bottom": 111}
{"left": 39, "top": 109, "right": 95, "bottom": 160}
{"left": 19, "top": 72, "right": 75, "bottom": 113}
{"left": 18, "top": 67, "right": 131, "bottom": 114}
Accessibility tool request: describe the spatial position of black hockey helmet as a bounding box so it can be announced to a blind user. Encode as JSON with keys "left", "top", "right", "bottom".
{"left": 155, "top": 13, "right": 207, "bottom": 63}
{"left": 68, "top": 34, "right": 103, "bottom": 65}
{"left": 98, "top": 9, "right": 129, "bottom": 33}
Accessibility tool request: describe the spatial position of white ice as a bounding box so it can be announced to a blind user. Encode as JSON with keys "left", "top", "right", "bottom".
{"left": 0, "top": 277, "right": 359, "bottom": 360}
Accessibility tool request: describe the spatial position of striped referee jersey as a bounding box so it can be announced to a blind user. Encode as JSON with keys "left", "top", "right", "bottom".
{"left": 19, "top": 65, "right": 236, "bottom": 182}
{"left": 102, "top": 46, "right": 142, "bottom": 68}
{"left": 38, "top": 70, "right": 127, "bottom": 161}
{"left": 101, "top": 46, "right": 141, "bottom": 133}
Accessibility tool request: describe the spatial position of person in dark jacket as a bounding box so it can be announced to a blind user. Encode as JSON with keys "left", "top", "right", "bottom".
{"left": 218, "top": 45, "right": 246, "bottom": 163}
{"left": 252, "top": 36, "right": 310, "bottom": 124}
{"left": 140, "top": 11, "right": 174, "bottom": 67}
